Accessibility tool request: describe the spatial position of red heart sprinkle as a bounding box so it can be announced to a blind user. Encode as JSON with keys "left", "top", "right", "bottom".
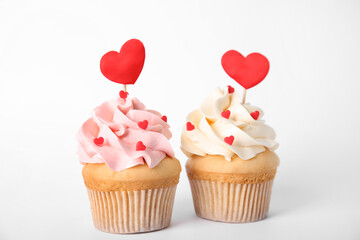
{"left": 221, "top": 110, "right": 231, "bottom": 119}
{"left": 119, "top": 90, "right": 128, "bottom": 99}
{"left": 224, "top": 135, "right": 234, "bottom": 145}
{"left": 227, "top": 85, "right": 235, "bottom": 94}
{"left": 136, "top": 141, "right": 146, "bottom": 151}
{"left": 138, "top": 120, "right": 148, "bottom": 130}
{"left": 186, "top": 122, "right": 195, "bottom": 131}
{"left": 221, "top": 51, "right": 269, "bottom": 89}
{"left": 100, "top": 39, "right": 145, "bottom": 85}
{"left": 161, "top": 115, "right": 167, "bottom": 122}
{"left": 250, "top": 111, "right": 260, "bottom": 120}
{"left": 93, "top": 137, "right": 104, "bottom": 146}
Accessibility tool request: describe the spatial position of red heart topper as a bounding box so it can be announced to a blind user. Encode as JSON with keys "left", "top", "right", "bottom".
{"left": 221, "top": 50, "right": 269, "bottom": 89}
{"left": 100, "top": 39, "right": 145, "bottom": 85}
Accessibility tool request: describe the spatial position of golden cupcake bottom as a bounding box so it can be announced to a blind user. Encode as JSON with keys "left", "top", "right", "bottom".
{"left": 87, "top": 186, "right": 177, "bottom": 233}
{"left": 188, "top": 178, "right": 274, "bottom": 223}
{"left": 186, "top": 150, "right": 279, "bottom": 223}
{"left": 82, "top": 157, "right": 181, "bottom": 233}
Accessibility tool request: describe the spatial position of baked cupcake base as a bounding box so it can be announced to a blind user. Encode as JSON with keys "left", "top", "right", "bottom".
{"left": 87, "top": 186, "right": 177, "bottom": 233}
{"left": 82, "top": 157, "right": 181, "bottom": 233}
{"left": 185, "top": 151, "right": 279, "bottom": 223}
{"left": 188, "top": 178, "right": 273, "bottom": 223}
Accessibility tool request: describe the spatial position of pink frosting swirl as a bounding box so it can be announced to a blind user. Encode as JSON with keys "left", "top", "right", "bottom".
{"left": 76, "top": 96, "right": 175, "bottom": 171}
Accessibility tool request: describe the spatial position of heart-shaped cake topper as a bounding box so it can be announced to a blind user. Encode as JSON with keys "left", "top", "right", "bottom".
{"left": 221, "top": 50, "right": 269, "bottom": 89}
{"left": 100, "top": 39, "right": 145, "bottom": 85}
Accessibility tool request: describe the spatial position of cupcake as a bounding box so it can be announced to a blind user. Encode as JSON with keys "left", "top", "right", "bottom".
{"left": 181, "top": 86, "right": 279, "bottom": 223}
{"left": 76, "top": 39, "right": 181, "bottom": 233}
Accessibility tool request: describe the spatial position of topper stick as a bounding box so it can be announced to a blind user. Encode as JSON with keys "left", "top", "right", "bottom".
{"left": 123, "top": 84, "right": 127, "bottom": 92}
{"left": 242, "top": 89, "right": 247, "bottom": 104}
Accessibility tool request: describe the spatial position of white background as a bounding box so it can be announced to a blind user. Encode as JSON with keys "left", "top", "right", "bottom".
{"left": 1, "top": 0, "right": 360, "bottom": 239}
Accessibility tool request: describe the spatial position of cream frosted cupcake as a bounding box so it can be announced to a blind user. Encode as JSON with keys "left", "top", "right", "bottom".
{"left": 76, "top": 39, "right": 181, "bottom": 233}
{"left": 181, "top": 86, "right": 279, "bottom": 223}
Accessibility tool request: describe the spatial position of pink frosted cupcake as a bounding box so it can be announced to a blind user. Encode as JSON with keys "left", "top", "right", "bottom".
{"left": 76, "top": 39, "right": 181, "bottom": 233}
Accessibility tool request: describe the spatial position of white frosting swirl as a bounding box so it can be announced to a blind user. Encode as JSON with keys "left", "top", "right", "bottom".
{"left": 181, "top": 87, "right": 278, "bottom": 161}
